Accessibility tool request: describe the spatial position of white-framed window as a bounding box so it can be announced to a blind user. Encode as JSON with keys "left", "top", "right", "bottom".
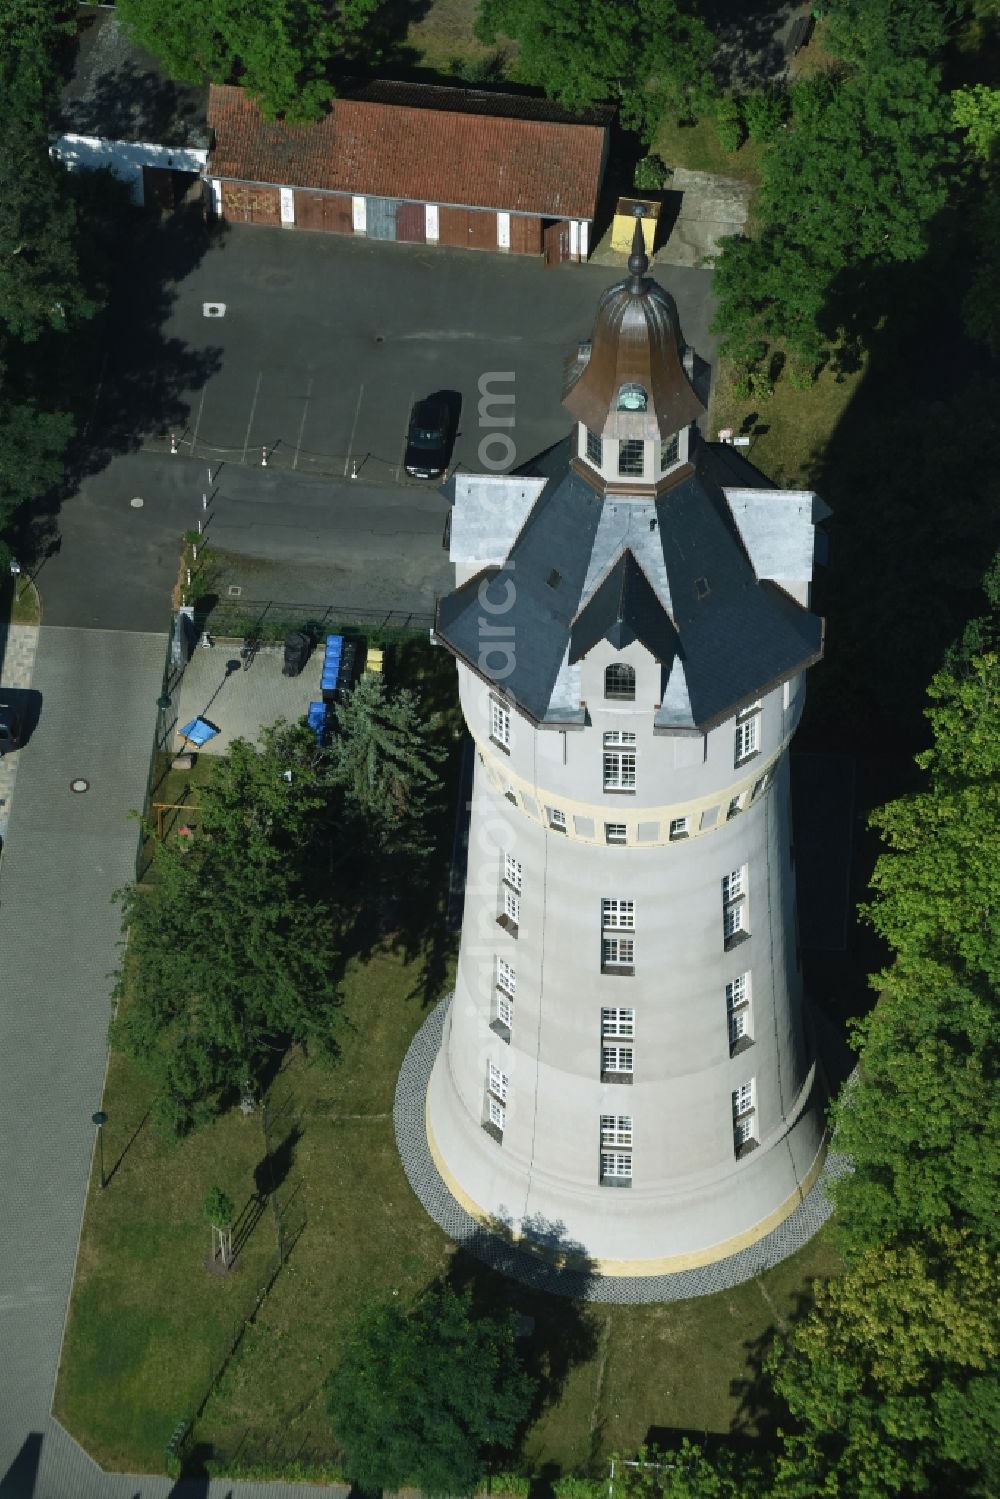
{"left": 618, "top": 439, "right": 645, "bottom": 477}
{"left": 723, "top": 867, "right": 749, "bottom": 945}
{"left": 732, "top": 1079, "right": 755, "bottom": 1118}
{"left": 605, "top": 822, "right": 627, "bottom": 845}
{"left": 602, "top": 935, "right": 635, "bottom": 971}
{"left": 600, "top": 1151, "right": 633, "bottom": 1183}
{"left": 502, "top": 886, "right": 520, "bottom": 928}
{"left": 602, "top": 898, "right": 635, "bottom": 929}
{"left": 751, "top": 774, "right": 768, "bottom": 801}
{"left": 503, "top": 853, "right": 522, "bottom": 892}
{"left": 487, "top": 1094, "right": 507, "bottom": 1131}
{"left": 669, "top": 816, "right": 689, "bottom": 840}
{"left": 734, "top": 1113, "right": 755, "bottom": 1148}
{"left": 729, "top": 1007, "right": 751, "bottom": 1046}
{"left": 549, "top": 807, "right": 567, "bottom": 831}
{"left": 496, "top": 989, "right": 514, "bottom": 1030}
{"left": 727, "top": 793, "right": 745, "bottom": 820}
{"left": 601, "top": 1006, "right": 635, "bottom": 1038}
{"left": 601, "top": 1114, "right": 633, "bottom": 1146}
{"left": 586, "top": 428, "right": 602, "bottom": 465}
{"left": 660, "top": 431, "right": 679, "bottom": 470}
{"left": 602, "top": 1045, "right": 634, "bottom": 1075}
{"left": 488, "top": 1061, "right": 509, "bottom": 1103}
{"left": 496, "top": 957, "right": 516, "bottom": 998}
{"left": 490, "top": 697, "right": 511, "bottom": 752}
{"left": 603, "top": 731, "right": 637, "bottom": 792}
{"left": 782, "top": 679, "right": 791, "bottom": 711}
{"left": 605, "top": 662, "right": 636, "bottom": 700}
{"left": 735, "top": 701, "right": 761, "bottom": 765}
{"left": 727, "top": 973, "right": 750, "bottom": 1010}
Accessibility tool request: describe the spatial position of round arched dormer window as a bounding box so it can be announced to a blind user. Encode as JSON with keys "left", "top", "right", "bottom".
{"left": 617, "top": 383, "right": 647, "bottom": 412}
{"left": 605, "top": 662, "right": 636, "bottom": 701}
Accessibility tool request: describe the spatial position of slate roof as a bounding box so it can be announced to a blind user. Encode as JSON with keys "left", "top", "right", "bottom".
{"left": 207, "top": 85, "right": 607, "bottom": 219}
{"left": 435, "top": 436, "right": 823, "bottom": 729}
{"left": 57, "top": 6, "right": 209, "bottom": 149}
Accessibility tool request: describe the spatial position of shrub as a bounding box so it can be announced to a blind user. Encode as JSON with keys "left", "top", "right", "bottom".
{"left": 742, "top": 87, "right": 790, "bottom": 142}
{"left": 634, "top": 154, "right": 668, "bottom": 191}
{"left": 715, "top": 96, "right": 745, "bottom": 152}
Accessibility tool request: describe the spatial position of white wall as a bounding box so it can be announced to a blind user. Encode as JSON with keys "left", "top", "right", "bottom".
{"left": 51, "top": 134, "right": 208, "bottom": 205}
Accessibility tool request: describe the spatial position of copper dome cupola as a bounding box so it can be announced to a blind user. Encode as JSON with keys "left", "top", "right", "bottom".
{"left": 563, "top": 220, "right": 706, "bottom": 493}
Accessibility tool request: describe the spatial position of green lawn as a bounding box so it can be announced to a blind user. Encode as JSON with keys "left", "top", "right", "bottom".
{"left": 709, "top": 356, "right": 866, "bottom": 490}
{"left": 652, "top": 115, "right": 764, "bottom": 184}
{"left": 58, "top": 927, "right": 841, "bottom": 1478}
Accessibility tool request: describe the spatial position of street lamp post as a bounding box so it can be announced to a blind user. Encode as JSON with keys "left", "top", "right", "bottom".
{"left": 91, "top": 1110, "right": 108, "bottom": 1189}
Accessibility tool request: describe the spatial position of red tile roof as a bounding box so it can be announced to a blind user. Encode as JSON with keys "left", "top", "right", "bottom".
{"left": 208, "top": 85, "right": 607, "bottom": 220}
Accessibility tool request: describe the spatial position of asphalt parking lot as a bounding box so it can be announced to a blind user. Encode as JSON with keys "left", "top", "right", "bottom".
{"left": 40, "top": 225, "right": 715, "bottom": 631}
{"left": 148, "top": 225, "right": 717, "bottom": 479}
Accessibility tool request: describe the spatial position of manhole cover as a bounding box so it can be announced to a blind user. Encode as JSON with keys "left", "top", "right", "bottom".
{"left": 70, "top": 778, "right": 89, "bottom": 794}
{"left": 227, "top": 584, "right": 243, "bottom": 597}
{"left": 203, "top": 302, "right": 226, "bottom": 318}
{"left": 130, "top": 496, "right": 144, "bottom": 508}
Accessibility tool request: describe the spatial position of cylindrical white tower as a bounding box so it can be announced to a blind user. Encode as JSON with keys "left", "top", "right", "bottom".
{"left": 423, "top": 230, "right": 829, "bottom": 1274}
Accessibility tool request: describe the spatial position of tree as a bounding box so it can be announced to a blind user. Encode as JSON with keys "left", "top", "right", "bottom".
{"left": 202, "top": 1185, "right": 235, "bottom": 1268}
{"left": 820, "top": 0, "right": 959, "bottom": 69}
{"left": 328, "top": 674, "right": 446, "bottom": 855}
{"left": 115, "top": 0, "right": 382, "bottom": 121}
{"left": 116, "top": 721, "right": 343, "bottom": 1135}
{"left": 614, "top": 1440, "right": 769, "bottom": 1498}
{"left": 712, "top": 60, "right": 954, "bottom": 366}
{"left": 952, "top": 83, "right": 1000, "bottom": 159}
{"left": 770, "top": 1232, "right": 998, "bottom": 1499}
{"left": 326, "top": 1285, "right": 535, "bottom": 1495}
{"left": 475, "top": 0, "right": 717, "bottom": 137}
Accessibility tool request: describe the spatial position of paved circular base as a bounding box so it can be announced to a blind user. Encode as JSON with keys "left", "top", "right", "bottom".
{"left": 394, "top": 994, "right": 851, "bottom": 1304}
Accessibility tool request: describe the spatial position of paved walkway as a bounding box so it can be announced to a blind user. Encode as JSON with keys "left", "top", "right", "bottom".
{"left": 0, "top": 623, "right": 348, "bottom": 1498}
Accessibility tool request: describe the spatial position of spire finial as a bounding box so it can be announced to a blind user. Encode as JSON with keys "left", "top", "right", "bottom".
{"left": 627, "top": 211, "right": 649, "bottom": 290}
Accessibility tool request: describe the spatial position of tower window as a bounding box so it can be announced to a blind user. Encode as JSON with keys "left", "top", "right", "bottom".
{"left": 484, "top": 1061, "right": 509, "bottom": 1139}
{"left": 617, "top": 383, "right": 647, "bottom": 412}
{"left": 732, "top": 1078, "right": 757, "bottom": 1155}
{"left": 600, "top": 1114, "right": 633, "bottom": 1186}
{"left": 605, "top": 822, "right": 627, "bottom": 845}
{"left": 660, "top": 432, "right": 679, "bottom": 470}
{"left": 503, "top": 852, "right": 522, "bottom": 892}
{"left": 605, "top": 662, "right": 636, "bottom": 700}
{"left": 603, "top": 731, "right": 637, "bottom": 792}
{"left": 727, "top": 973, "right": 753, "bottom": 1053}
{"left": 585, "top": 428, "right": 602, "bottom": 464}
{"left": 601, "top": 1044, "right": 634, "bottom": 1081}
{"left": 723, "top": 867, "right": 749, "bottom": 947}
{"left": 601, "top": 1006, "right": 635, "bottom": 1039}
{"left": 735, "top": 701, "right": 762, "bottom": 765}
{"left": 490, "top": 697, "right": 511, "bottom": 753}
{"left": 618, "top": 439, "right": 645, "bottom": 477}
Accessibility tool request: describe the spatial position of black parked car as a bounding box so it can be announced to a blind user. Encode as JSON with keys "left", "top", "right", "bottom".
{"left": 0, "top": 703, "right": 22, "bottom": 755}
{"left": 404, "top": 398, "right": 452, "bottom": 479}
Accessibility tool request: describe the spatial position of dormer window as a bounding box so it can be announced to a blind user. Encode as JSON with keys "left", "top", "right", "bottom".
{"left": 605, "top": 663, "right": 636, "bottom": 700}
{"left": 585, "top": 428, "right": 602, "bottom": 465}
{"left": 660, "top": 432, "right": 679, "bottom": 471}
{"left": 618, "top": 440, "right": 644, "bottom": 477}
{"left": 617, "top": 383, "right": 647, "bottom": 412}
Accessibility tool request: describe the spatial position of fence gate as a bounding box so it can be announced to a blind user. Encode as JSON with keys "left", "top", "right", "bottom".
{"left": 544, "top": 219, "right": 573, "bottom": 267}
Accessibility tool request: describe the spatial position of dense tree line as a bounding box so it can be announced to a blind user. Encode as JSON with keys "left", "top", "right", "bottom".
{"left": 712, "top": 0, "right": 997, "bottom": 375}
{"left": 0, "top": 1, "right": 128, "bottom": 561}
{"left": 115, "top": 0, "right": 387, "bottom": 122}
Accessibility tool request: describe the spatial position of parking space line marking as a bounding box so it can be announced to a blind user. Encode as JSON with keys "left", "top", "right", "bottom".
{"left": 191, "top": 384, "right": 207, "bottom": 456}
{"left": 395, "top": 390, "right": 415, "bottom": 482}
{"left": 242, "top": 371, "right": 263, "bottom": 464}
{"left": 344, "top": 383, "right": 365, "bottom": 476}
{"left": 294, "top": 376, "right": 314, "bottom": 471}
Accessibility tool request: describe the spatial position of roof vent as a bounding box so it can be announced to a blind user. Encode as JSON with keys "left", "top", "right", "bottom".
{"left": 546, "top": 569, "right": 562, "bottom": 589}
{"left": 695, "top": 576, "right": 710, "bottom": 599}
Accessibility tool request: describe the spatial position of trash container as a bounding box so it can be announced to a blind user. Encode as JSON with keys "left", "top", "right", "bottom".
{"left": 282, "top": 630, "right": 311, "bottom": 677}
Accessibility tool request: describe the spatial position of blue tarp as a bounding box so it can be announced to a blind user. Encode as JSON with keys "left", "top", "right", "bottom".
{"left": 178, "top": 717, "right": 219, "bottom": 747}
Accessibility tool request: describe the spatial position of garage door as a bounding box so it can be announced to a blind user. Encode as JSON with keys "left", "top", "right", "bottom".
{"left": 295, "top": 191, "right": 354, "bottom": 234}
{"left": 366, "top": 196, "right": 400, "bottom": 241}
{"left": 510, "top": 214, "right": 542, "bottom": 255}
{"left": 396, "top": 201, "right": 426, "bottom": 243}
{"left": 437, "top": 207, "right": 499, "bottom": 251}
{"left": 221, "top": 182, "right": 280, "bottom": 225}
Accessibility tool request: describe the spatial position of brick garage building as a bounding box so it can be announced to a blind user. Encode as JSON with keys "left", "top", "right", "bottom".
{"left": 206, "top": 83, "right": 608, "bottom": 262}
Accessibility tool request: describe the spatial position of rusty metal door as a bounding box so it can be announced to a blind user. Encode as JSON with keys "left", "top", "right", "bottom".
{"left": 510, "top": 214, "right": 542, "bottom": 255}
{"left": 543, "top": 219, "right": 572, "bottom": 267}
{"left": 395, "top": 200, "right": 426, "bottom": 243}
